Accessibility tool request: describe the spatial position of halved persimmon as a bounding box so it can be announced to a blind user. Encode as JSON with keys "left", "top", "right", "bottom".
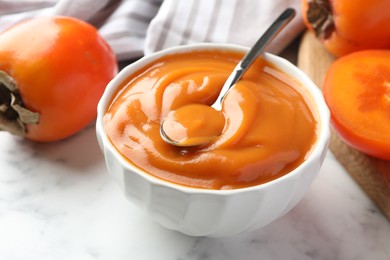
{"left": 323, "top": 50, "right": 390, "bottom": 160}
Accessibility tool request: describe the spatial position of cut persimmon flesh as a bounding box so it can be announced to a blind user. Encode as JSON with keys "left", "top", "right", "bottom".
{"left": 323, "top": 50, "right": 390, "bottom": 160}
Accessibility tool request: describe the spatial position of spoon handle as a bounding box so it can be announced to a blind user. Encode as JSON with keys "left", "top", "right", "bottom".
{"left": 214, "top": 8, "right": 296, "bottom": 107}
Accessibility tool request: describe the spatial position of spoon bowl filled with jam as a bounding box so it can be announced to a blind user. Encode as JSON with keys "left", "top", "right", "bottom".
{"left": 96, "top": 43, "right": 330, "bottom": 237}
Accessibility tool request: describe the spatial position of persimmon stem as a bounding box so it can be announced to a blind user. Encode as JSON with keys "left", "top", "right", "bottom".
{"left": 307, "top": 0, "right": 334, "bottom": 40}
{"left": 0, "top": 70, "right": 39, "bottom": 136}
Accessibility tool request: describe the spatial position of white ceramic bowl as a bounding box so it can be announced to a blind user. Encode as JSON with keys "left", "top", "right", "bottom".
{"left": 96, "top": 43, "right": 330, "bottom": 237}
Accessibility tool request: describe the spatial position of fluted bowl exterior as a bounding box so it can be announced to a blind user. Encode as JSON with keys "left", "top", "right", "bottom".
{"left": 96, "top": 43, "right": 330, "bottom": 237}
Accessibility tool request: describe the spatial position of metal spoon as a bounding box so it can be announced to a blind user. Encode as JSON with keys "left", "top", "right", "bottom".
{"left": 161, "top": 8, "right": 296, "bottom": 146}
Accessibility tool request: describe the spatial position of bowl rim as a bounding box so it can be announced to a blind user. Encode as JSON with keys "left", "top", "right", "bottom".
{"left": 96, "top": 42, "right": 330, "bottom": 195}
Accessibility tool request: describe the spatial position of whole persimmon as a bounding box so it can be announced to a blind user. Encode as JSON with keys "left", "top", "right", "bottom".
{"left": 0, "top": 16, "right": 117, "bottom": 142}
{"left": 302, "top": 0, "right": 390, "bottom": 57}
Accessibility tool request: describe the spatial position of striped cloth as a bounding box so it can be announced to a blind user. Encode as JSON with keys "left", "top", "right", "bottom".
{"left": 0, "top": 0, "right": 304, "bottom": 61}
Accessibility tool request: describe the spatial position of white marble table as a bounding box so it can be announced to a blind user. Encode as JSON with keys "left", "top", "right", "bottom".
{"left": 1, "top": 123, "right": 390, "bottom": 260}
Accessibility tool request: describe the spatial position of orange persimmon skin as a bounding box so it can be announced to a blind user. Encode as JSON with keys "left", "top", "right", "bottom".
{"left": 0, "top": 16, "right": 118, "bottom": 142}
{"left": 302, "top": 0, "right": 390, "bottom": 57}
{"left": 323, "top": 50, "right": 390, "bottom": 160}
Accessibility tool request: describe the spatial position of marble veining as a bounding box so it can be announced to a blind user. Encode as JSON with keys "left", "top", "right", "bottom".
{"left": 1, "top": 124, "right": 390, "bottom": 260}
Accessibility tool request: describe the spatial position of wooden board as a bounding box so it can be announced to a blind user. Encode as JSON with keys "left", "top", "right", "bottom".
{"left": 297, "top": 31, "right": 390, "bottom": 221}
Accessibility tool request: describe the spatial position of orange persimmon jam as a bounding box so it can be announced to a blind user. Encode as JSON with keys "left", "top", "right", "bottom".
{"left": 103, "top": 50, "right": 318, "bottom": 190}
